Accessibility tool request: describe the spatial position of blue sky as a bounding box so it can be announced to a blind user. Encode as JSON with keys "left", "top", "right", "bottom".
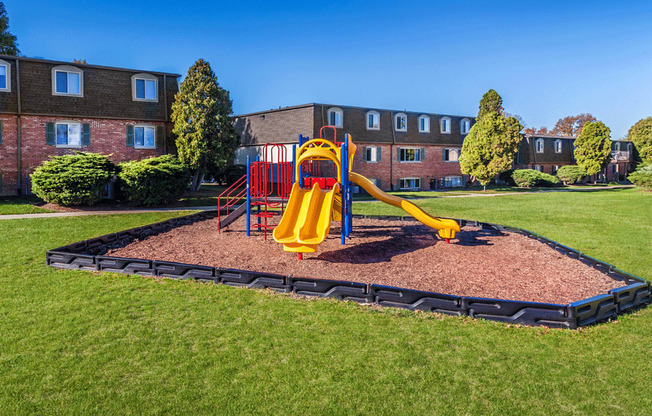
{"left": 5, "top": 0, "right": 652, "bottom": 138}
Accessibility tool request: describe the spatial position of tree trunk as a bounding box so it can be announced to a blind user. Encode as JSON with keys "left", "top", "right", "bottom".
{"left": 191, "top": 169, "right": 205, "bottom": 192}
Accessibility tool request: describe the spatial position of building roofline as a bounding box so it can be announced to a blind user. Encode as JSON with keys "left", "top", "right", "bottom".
{"left": 0, "top": 55, "right": 181, "bottom": 78}
{"left": 235, "top": 102, "right": 475, "bottom": 119}
{"left": 524, "top": 133, "right": 577, "bottom": 139}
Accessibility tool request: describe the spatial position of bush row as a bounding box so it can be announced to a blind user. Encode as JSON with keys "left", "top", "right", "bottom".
{"left": 31, "top": 152, "right": 192, "bottom": 206}
{"left": 628, "top": 163, "right": 652, "bottom": 189}
{"left": 512, "top": 169, "right": 561, "bottom": 188}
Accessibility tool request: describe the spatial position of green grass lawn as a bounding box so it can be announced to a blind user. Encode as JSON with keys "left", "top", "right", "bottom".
{"left": 0, "top": 191, "right": 650, "bottom": 415}
{"left": 0, "top": 196, "right": 54, "bottom": 215}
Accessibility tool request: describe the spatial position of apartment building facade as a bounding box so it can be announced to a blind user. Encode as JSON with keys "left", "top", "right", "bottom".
{"left": 0, "top": 55, "right": 180, "bottom": 195}
{"left": 235, "top": 103, "right": 474, "bottom": 191}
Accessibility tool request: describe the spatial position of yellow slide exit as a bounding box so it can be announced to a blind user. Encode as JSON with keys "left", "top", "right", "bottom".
{"left": 349, "top": 172, "right": 460, "bottom": 240}
{"left": 273, "top": 182, "right": 341, "bottom": 252}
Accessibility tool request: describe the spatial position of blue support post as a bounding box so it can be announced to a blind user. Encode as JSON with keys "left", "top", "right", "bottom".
{"left": 246, "top": 155, "right": 251, "bottom": 237}
{"left": 298, "top": 135, "right": 304, "bottom": 188}
{"left": 340, "top": 135, "right": 349, "bottom": 245}
{"left": 292, "top": 144, "right": 297, "bottom": 185}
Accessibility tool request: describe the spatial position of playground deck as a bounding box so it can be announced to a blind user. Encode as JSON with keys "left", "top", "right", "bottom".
{"left": 106, "top": 216, "right": 623, "bottom": 304}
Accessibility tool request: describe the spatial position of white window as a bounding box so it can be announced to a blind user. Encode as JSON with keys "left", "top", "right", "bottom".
{"left": 554, "top": 139, "right": 562, "bottom": 153}
{"left": 56, "top": 122, "right": 82, "bottom": 147}
{"left": 0, "top": 59, "right": 11, "bottom": 92}
{"left": 327, "top": 107, "right": 343, "bottom": 128}
{"left": 444, "top": 176, "right": 464, "bottom": 187}
{"left": 460, "top": 118, "right": 471, "bottom": 134}
{"left": 440, "top": 116, "right": 451, "bottom": 134}
{"left": 134, "top": 125, "right": 156, "bottom": 148}
{"left": 418, "top": 115, "right": 430, "bottom": 133}
{"left": 533, "top": 165, "right": 543, "bottom": 172}
{"left": 365, "top": 146, "right": 380, "bottom": 162}
{"left": 399, "top": 177, "right": 421, "bottom": 190}
{"left": 395, "top": 113, "right": 407, "bottom": 132}
{"left": 132, "top": 73, "right": 158, "bottom": 102}
{"left": 398, "top": 147, "right": 422, "bottom": 162}
{"left": 628, "top": 143, "right": 633, "bottom": 153}
{"left": 366, "top": 110, "right": 380, "bottom": 130}
{"left": 552, "top": 165, "right": 560, "bottom": 174}
{"left": 536, "top": 138, "right": 544, "bottom": 153}
{"left": 443, "top": 148, "right": 459, "bottom": 162}
{"left": 52, "top": 65, "right": 83, "bottom": 96}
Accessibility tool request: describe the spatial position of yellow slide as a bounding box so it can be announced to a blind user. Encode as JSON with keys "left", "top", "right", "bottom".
{"left": 349, "top": 172, "right": 460, "bottom": 240}
{"left": 273, "top": 182, "right": 341, "bottom": 252}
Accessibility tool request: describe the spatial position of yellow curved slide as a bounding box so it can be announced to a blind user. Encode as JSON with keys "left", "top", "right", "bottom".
{"left": 273, "top": 182, "right": 341, "bottom": 252}
{"left": 349, "top": 172, "right": 460, "bottom": 240}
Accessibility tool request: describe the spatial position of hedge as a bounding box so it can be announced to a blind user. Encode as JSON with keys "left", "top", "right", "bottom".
{"left": 31, "top": 152, "right": 117, "bottom": 206}
{"left": 556, "top": 165, "right": 587, "bottom": 185}
{"left": 512, "top": 169, "right": 561, "bottom": 188}
{"left": 628, "top": 163, "right": 652, "bottom": 189}
{"left": 118, "top": 155, "right": 191, "bottom": 205}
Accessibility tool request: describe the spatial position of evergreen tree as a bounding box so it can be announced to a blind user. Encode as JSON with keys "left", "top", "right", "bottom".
{"left": 626, "top": 117, "right": 652, "bottom": 162}
{"left": 171, "top": 59, "right": 239, "bottom": 191}
{"left": 459, "top": 90, "right": 522, "bottom": 190}
{"left": 0, "top": 2, "right": 19, "bottom": 55}
{"left": 573, "top": 120, "right": 612, "bottom": 177}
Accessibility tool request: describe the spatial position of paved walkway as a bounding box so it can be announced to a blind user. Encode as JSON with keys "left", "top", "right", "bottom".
{"left": 0, "top": 185, "right": 633, "bottom": 220}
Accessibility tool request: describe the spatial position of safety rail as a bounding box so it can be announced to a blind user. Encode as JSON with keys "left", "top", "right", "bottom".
{"left": 217, "top": 174, "right": 247, "bottom": 233}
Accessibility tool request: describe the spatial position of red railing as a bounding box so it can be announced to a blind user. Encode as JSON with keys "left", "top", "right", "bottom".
{"left": 217, "top": 174, "right": 247, "bottom": 233}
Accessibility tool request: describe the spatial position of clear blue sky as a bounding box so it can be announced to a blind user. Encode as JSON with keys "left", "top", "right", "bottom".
{"left": 5, "top": 0, "right": 652, "bottom": 138}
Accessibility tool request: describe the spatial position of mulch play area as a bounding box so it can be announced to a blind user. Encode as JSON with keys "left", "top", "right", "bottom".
{"left": 106, "top": 216, "right": 624, "bottom": 305}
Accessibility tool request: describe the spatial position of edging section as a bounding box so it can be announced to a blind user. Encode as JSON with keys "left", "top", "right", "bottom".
{"left": 45, "top": 210, "right": 650, "bottom": 329}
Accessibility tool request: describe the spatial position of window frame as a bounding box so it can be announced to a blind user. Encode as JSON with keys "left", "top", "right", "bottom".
{"left": 0, "top": 59, "right": 11, "bottom": 92}
{"left": 327, "top": 107, "right": 343, "bottom": 128}
{"left": 535, "top": 138, "right": 544, "bottom": 153}
{"left": 554, "top": 139, "right": 562, "bottom": 153}
{"left": 133, "top": 124, "right": 157, "bottom": 149}
{"left": 52, "top": 65, "right": 83, "bottom": 97}
{"left": 418, "top": 115, "right": 430, "bottom": 133}
{"left": 443, "top": 148, "right": 460, "bottom": 162}
{"left": 398, "top": 177, "right": 421, "bottom": 190}
{"left": 55, "top": 121, "right": 83, "bottom": 148}
{"left": 366, "top": 110, "right": 380, "bottom": 130}
{"left": 365, "top": 145, "right": 379, "bottom": 163}
{"left": 444, "top": 176, "right": 464, "bottom": 188}
{"left": 132, "top": 73, "right": 159, "bottom": 102}
{"left": 533, "top": 165, "right": 543, "bottom": 172}
{"left": 395, "top": 112, "right": 407, "bottom": 132}
{"left": 460, "top": 118, "right": 471, "bottom": 135}
{"left": 398, "top": 147, "right": 422, "bottom": 163}
{"left": 440, "top": 116, "right": 451, "bottom": 134}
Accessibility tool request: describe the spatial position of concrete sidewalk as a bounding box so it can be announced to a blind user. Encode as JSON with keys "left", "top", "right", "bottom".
{"left": 0, "top": 206, "right": 212, "bottom": 220}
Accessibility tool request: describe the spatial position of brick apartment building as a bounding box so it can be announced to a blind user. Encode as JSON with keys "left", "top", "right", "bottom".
{"left": 0, "top": 55, "right": 180, "bottom": 195}
{"left": 234, "top": 103, "right": 637, "bottom": 190}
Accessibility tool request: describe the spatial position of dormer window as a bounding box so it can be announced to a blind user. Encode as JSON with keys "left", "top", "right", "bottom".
{"left": 461, "top": 118, "right": 471, "bottom": 134}
{"left": 536, "top": 138, "right": 544, "bottom": 153}
{"left": 366, "top": 110, "right": 380, "bottom": 130}
{"left": 327, "top": 107, "right": 343, "bottom": 128}
{"left": 132, "top": 73, "right": 158, "bottom": 102}
{"left": 418, "top": 115, "right": 430, "bottom": 133}
{"left": 554, "top": 139, "right": 562, "bottom": 153}
{"left": 395, "top": 113, "right": 407, "bottom": 132}
{"left": 52, "top": 65, "right": 83, "bottom": 97}
{"left": 440, "top": 116, "right": 451, "bottom": 134}
{"left": 0, "top": 59, "right": 10, "bottom": 92}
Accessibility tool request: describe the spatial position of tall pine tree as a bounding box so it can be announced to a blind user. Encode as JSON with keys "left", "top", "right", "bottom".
{"left": 0, "top": 2, "right": 19, "bottom": 55}
{"left": 171, "top": 59, "right": 239, "bottom": 191}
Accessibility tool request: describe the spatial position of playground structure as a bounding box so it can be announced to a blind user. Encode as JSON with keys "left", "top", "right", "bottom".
{"left": 218, "top": 126, "right": 461, "bottom": 258}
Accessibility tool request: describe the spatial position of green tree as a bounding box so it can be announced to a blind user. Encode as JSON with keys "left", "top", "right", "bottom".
{"left": 459, "top": 90, "right": 522, "bottom": 190}
{"left": 171, "top": 59, "right": 239, "bottom": 191}
{"left": 626, "top": 117, "right": 652, "bottom": 162}
{"left": 477, "top": 89, "right": 504, "bottom": 119}
{"left": 0, "top": 2, "right": 19, "bottom": 55}
{"left": 573, "top": 120, "right": 612, "bottom": 178}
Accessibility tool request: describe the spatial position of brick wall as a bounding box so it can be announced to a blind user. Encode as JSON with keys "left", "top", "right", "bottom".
{"left": 1, "top": 115, "right": 167, "bottom": 195}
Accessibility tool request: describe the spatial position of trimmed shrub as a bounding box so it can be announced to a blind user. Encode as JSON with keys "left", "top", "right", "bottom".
{"left": 497, "top": 169, "right": 516, "bottom": 186}
{"left": 512, "top": 169, "right": 561, "bottom": 188}
{"left": 31, "top": 152, "right": 117, "bottom": 206}
{"left": 118, "top": 155, "right": 191, "bottom": 205}
{"left": 628, "top": 163, "right": 652, "bottom": 189}
{"left": 556, "top": 165, "right": 587, "bottom": 185}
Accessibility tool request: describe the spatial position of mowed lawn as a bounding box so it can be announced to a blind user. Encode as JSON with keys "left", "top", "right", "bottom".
{"left": 0, "top": 197, "right": 53, "bottom": 215}
{"left": 0, "top": 190, "right": 650, "bottom": 415}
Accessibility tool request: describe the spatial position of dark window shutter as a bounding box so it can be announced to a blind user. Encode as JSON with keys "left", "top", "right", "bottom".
{"left": 376, "top": 179, "right": 381, "bottom": 189}
{"left": 443, "top": 149, "right": 446, "bottom": 161}
{"left": 46, "top": 122, "right": 55, "bottom": 145}
{"left": 420, "top": 147, "right": 425, "bottom": 162}
{"left": 396, "top": 147, "right": 401, "bottom": 161}
{"left": 377, "top": 147, "right": 381, "bottom": 162}
{"left": 126, "top": 125, "right": 134, "bottom": 147}
{"left": 81, "top": 123, "right": 91, "bottom": 146}
{"left": 0, "top": 120, "right": 3, "bottom": 145}
{"left": 362, "top": 146, "right": 367, "bottom": 161}
{"left": 156, "top": 126, "right": 164, "bottom": 149}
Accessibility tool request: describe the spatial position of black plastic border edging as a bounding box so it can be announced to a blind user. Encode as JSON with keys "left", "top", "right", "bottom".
{"left": 45, "top": 210, "right": 650, "bottom": 329}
